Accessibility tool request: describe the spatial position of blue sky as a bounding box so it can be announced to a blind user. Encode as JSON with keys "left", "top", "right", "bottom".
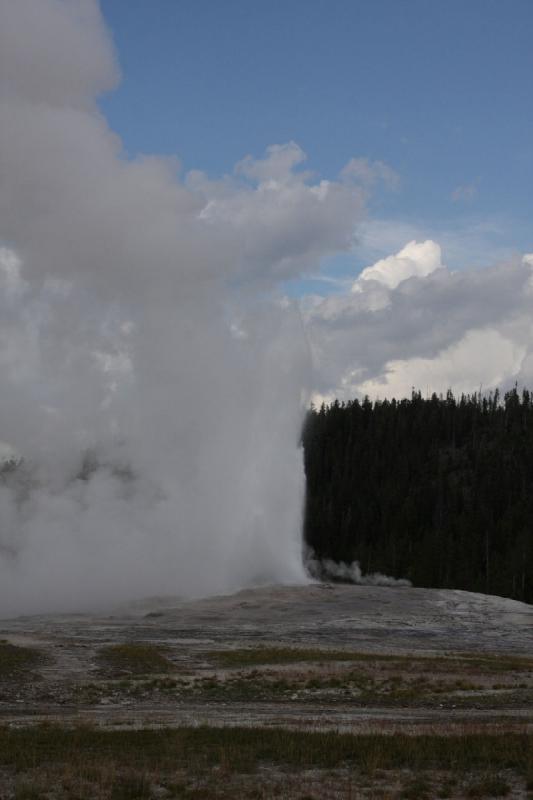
{"left": 100, "top": 0, "right": 532, "bottom": 284}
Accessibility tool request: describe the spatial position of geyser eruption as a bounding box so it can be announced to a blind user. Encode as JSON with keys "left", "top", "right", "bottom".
{"left": 0, "top": 0, "right": 365, "bottom": 616}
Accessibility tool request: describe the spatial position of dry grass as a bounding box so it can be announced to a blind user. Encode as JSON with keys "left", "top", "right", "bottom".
{"left": 175, "top": 648, "right": 533, "bottom": 708}
{"left": 464, "top": 774, "right": 511, "bottom": 796}
{"left": 0, "top": 725, "right": 530, "bottom": 799}
{"left": 207, "top": 647, "right": 533, "bottom": 673}
{"left": 97, "top": 643, "right": 176, "bottom": 676}
{"left": 0, "top": 724, "right": 530, "bottom": 772}
{"left": 73, "top": 645, "right": 533, "bottom": 711}
{"left": 0, "top": 641, "right": 42, "bottom": 681}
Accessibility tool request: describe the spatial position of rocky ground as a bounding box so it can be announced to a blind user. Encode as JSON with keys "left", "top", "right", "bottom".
{"left": 0, "top": 583, "right": 532, "bottom": 798}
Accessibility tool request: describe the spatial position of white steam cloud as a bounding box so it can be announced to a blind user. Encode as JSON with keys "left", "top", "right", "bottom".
{"left": 0, "top": 0, "right": 367, "bottom": 616}
{"left": 305, "top": 549, "right": 411, "bottom": 588}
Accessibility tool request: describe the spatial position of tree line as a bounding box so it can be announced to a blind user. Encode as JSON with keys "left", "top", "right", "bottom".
{"left": 302, "top": 388, "right": 532, "bottom": 603}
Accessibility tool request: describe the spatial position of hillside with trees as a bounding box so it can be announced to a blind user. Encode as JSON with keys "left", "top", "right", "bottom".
{"left": 302, "top": 388, "right": 532, "bottom": 603}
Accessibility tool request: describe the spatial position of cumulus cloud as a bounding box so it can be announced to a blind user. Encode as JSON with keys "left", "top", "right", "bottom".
{"left": 0, "top": 0, "right": 119, "bottom": 107}
{"left": 356, "top": 239, "right": 443, "bottom": 290}
{"left": 191, "top": 142, "right": 365, "bottom": 281}
{"left": 0, "top": 0, "right": 368, "bottom": 615}
{"left": 356, "top": 217, "right": 521, "bottom": 271}
{"left": 358, "top": 329, "right": 526, "bottom": 399}
{"left": 306, "top": 244, "right": 533, "bottom": 403}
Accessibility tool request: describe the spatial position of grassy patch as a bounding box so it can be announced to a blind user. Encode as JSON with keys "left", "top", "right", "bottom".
{"left": 0, "top": 640, "right": 41, "bottom": 680}
{"left": 14, "top": 784, "right": 45, "bottom": 800}
{"left": 465, "top": 775, "right": 511, "bottom": 797}
{"left": 0, "top": 726, "right": 529, "bottom": 800}
{"left": 436, "top": 777, "right": 457, "bottom": 797}
{"left": 399, "top": 775, "right": 432, "bottom": 799}
{"left": 97, "top": 643, "right": 175, "bottom": 676}
{"left": 175, "top": 667, "right": 513, "bottom": 707}
{"left": 207, "top": 647, "right": 533, "bottom": 674}
{"left": 109, "top": 773, "right": 152, "bottom": 799}
{"left": 448, "top": 654, "right": 533, "bottom": 674}
{"left": 0, "top": 725, "right": 530, "bottom": 774}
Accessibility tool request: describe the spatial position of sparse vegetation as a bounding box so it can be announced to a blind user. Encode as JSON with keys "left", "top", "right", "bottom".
{"left": 207, "top": 646, "right": 381, "bottom": 667}
{"left": 97, "top": 643, "right": 175, "bottom": 676}
{"left": 399, "top": 775, "right": 432, "bottom": 799}
{"left": 465, "top": 775, "right": 511, "bottom": 797}
{"left": 208, "top": 647, "right": 533, "bottom": 673}
{"left": 0, "top": 725, "right": 529, "bottom": 799}
{"left": 13, "top": 784, "right": 44, "bottom": 800}
{"left": 64, "top": 646, "right": 532, "bottom": 710}
{"left": 436, "top": 777, "right": 457, "bottom": 798}
{"left": 0, "top": 597, "right": 530, "bottom": 796}
{"left": 0, "top": 641, "right": 41, "bottom": 680}
{"left": 0, "top": 725, "right": 530, "bottom": 773}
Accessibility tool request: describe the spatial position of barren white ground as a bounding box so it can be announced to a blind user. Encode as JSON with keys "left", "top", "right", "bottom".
{"left": 1, "top": 583, "right": 532, "bottom": 733}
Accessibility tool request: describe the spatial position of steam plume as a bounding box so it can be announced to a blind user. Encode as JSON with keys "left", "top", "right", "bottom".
{"left": 305, "top": 549, "right": 411, "bottom": 588}
{"left": 0, "top": 0, "right": 364, "bottom": 615}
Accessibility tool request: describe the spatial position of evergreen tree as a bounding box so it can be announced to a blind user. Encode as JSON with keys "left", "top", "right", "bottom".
{"left": 302, "top": 388, "right": 533, "bottom": 603}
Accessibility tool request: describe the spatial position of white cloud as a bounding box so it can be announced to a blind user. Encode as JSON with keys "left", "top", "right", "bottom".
{"left": 356, "top": 239, "right": 443, "bottom": 290}
{"left": 190, "top": 145, "right": 366, "bottom": 281}
{"left": 0, "top": 0, "right": 119, "bottom": 107}
{"left": 0, "top": 246, "right": 26, "bottom": 297}
{"left": 358, "top": 329, "right": 525, "bottom": 399}
{"left": 355, "top": 217, "right": 523, "bottom": 271}
{"left": 235, "top": 141, "right": 307, "bottom": 184}
{"left": 305, "top": 242, "right": 533, "bottom": 403}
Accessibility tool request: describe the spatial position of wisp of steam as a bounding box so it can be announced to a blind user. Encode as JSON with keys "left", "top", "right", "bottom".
{"left": 305, "top": 549, "right": 411, "bottom": 588}
{"left": 0, "top": 0, "right": 369, "bottom": 616}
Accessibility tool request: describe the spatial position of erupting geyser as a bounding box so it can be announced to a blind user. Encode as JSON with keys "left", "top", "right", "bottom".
{"left": 0, "top": 0, "right": 365, "bottom": 615}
